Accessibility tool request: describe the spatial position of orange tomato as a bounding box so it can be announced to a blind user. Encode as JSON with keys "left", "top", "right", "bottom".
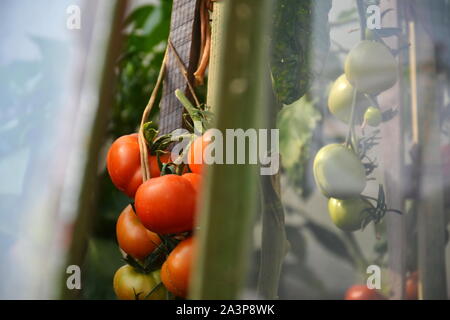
{"left": 116, "top": 205, "right": 161, "bottom": 260}
{"left": 406, "top": 271, "right": 419, "bottom": 300}
{"left": 106, "top": 133, "right": 170, "bottom": 198}
{"left": 187, "top": 131, "right": 213, "bottom": 174}
{"left": 161, "top": 237, "right": 195, "bottom": 298}
{"left": 345, "top": 285, "right": 386, "bottom": 300}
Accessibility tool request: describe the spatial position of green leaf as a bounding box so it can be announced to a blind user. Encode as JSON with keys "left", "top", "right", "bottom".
{"left": 277, "top": 95, "right": 321, "bottom": 169}
{"left": 142, "top": 1, "right": 171, "bottom": 34}
{"left": 270, "top": 0, "right": 332, "bottom": 104}
{"left": 175, "top": 89, "right": 206, "bottom": 133}
{"left": 124, "top": 5, "right": 155, "bottom": 29}
{"left": 277, "top": 95, "right": 321, "bottom": 197}
{"left": 304, "top": 220, "right": 354, "bottom": 266}
{"left": 143, "top": 121, "right": 158, "bottom": 144}
{"left": 285, "top": 225, "right": 307, "bottom": 260}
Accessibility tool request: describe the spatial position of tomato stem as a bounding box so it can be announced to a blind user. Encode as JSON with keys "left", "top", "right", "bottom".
{"left": 175, "top": 89, "right": 204, "bottom": 134}
{"left": 143, "top": 282, "right": 164, "bottom": 299}
{"left": 364, "top": 93, "right": 380, "bottom": 109}
{"left": 356, "top": 0, "right": 367, "bottom": 41}
{"left": 345, "top": 88, "right": 358, "bottom": 150}
{"left": 160, "top": 162, "right": 178, "bottom": 176}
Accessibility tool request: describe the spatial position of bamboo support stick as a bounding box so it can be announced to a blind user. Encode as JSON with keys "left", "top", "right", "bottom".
{"left": 378, "top": 0, "right": 406, "bottom": 300}
{"left": 206, "top": 0, "right": 224, "bottom": 111}
{"left": 190, "top": 0, "right": 273, "bottom": 299}
{"left": 409, "top": 4, "right": 448, "bottom": 299}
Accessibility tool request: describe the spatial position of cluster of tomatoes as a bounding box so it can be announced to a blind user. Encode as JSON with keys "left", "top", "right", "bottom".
{"left": 106, "top": 132, "right": 209, "bottom": 300}
{"left": 314, "top": 37, "right": 398, "bottom": 233}
{"left": 316, "top": 32, "right": 406, "bottom": 299}
{"left": 345, "top": 271, "right": 419, "bottom": 300}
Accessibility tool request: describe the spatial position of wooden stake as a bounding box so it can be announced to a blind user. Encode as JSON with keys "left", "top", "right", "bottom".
{"left": 378, "top": 0, "right": 406, "bottom": 300}
{"left": 410, "top": 2, "right": 448, "bottom": 300}
{"left": 190, "top": 0, "right": 272, "bottom": 299}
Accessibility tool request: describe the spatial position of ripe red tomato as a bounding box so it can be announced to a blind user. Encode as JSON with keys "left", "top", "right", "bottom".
{"left": 135, "top": 174, "right": 196, "bottom": 234}
{"left": 106, "top": 133, "right": 170, "bottom": 198}
{"left": 187, "top": 131, "right": 213, "bottom": 174}
{"left": 116, "top": 205, "right": 161, "bottom": 261}
{"left": 182, "top": 173, "right": 202, "bottom": 194}
{"left": 406, "top": 271, "right": 419, "bottom": 300}
{"left": 161, "top": 237, "right": 195, "bottom": 298}
{"left": 345, "top": 285, "right": 386, "bottom": 300}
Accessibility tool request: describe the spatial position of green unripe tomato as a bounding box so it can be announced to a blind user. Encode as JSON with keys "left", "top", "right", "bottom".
{"left": 313, "top": 144, "right": 367, "bottom": 199}
{"left": 328, "top": 74, "right": 370, "bottom": 123}
{"left": 328, "top": 197, "right": 372, "bottom": 231}
{"left": 113, "top": 265, "right": 166, "bottom": 300}
{"left": 364, "top": 107, "right": 382, "bottom": 127}
{"left": 345, "top": 40, "right": 397, "bottom": 94}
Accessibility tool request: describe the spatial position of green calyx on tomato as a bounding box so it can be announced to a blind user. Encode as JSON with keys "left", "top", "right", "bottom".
{"left": 313, "top": 144, "right": 366, "bottom": 199}
{"left": 328, "top": 74, "right": 369, "bottom": 124}
{"left": 364, "top": 107, "right": 382, "bottom": 127}
{"left": 113, "top": 265, "right": 166, "bottom": 300}
{"left": 328, "top": 197, "right": 372, "bottom": 232}
{"left": 345, "top": 40, "right": 397, "bottom": 95}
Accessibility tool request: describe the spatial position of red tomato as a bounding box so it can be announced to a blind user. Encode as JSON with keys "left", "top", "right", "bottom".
{"left": 406, "top": 271, "right": 419, "bottom": 300}
{"left": 182, "top": 173, "right": 202, "bottom": 194}
{"left": 106, "top": 134, "right": 170, "bottom": 198}
{"left": 187, "top": 131, "right": 213, "bottom": 174}
{"left": 161, "top": 237, "right": 195, "bottom": 298}
{"left": 116, "top": 205, "right": 161, "bottom": 260}
{"left": 135, "top": 174, "right": 196, "bottom": 234}
{"left": 345, "top": 285, "right": 386, "bottom": 300}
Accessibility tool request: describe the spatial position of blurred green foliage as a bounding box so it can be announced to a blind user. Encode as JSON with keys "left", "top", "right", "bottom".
{"left": 82, "top": 2, "right": 172, "bottom": 300}
{"left": 270, "top": 0, "right": 331, "bottom": 105}
{"left": 110, "top": 1, "right": 172, "bottom": 138}
{"left": 277, "top": 95, "right": 321, "bottom": 198}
